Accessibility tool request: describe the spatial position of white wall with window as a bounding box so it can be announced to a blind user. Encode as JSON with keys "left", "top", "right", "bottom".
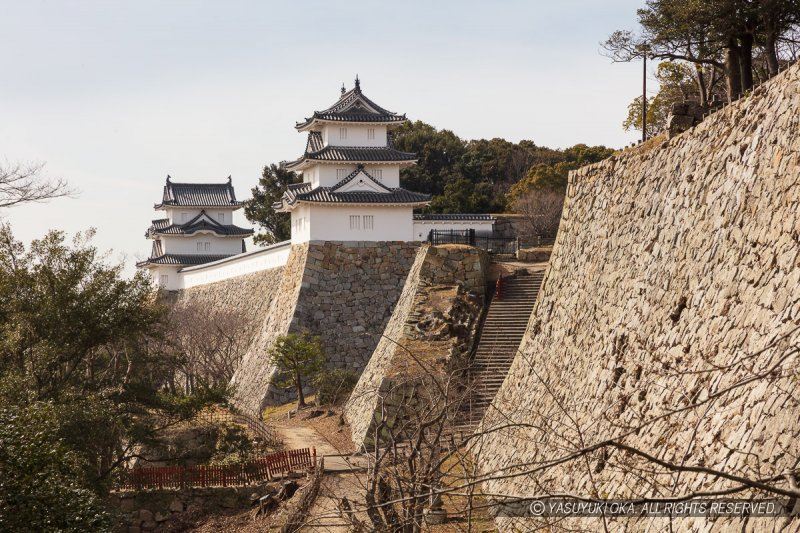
{"left": 290, "top": 204, "right": 413, "bottom": 243}
{"left": 364, "top": 165, "right": 399, "bottom": 187}
{"left": 290, "top": 204, "right": 312, "bottom": 243}
{"left": 321, "top": 124, "right": 387, "bottom": 147}
{"left": 305, "top": 164, "right": 358, "bottom": 188}
{"left": 161, "top": 235, "right": 244, "bottom": 254}
{"left": 164, "top": 207, "right": 236, "bottom": 225}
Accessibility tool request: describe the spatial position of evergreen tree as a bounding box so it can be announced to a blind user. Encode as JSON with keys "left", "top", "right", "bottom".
{"left": 244, "top": 164, "right": 299, "bottom": 245}
{"left": 268, "top": 333, "right": 326, "bottom": 408}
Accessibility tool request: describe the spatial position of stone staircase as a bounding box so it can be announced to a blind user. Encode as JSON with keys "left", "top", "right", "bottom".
{"left": 455, "top": 270, "right": 545, "bottom": 433}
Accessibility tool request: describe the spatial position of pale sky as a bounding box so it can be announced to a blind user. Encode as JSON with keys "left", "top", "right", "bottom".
{"left": 0, "top": 0, "right": 647, "bottom": 272}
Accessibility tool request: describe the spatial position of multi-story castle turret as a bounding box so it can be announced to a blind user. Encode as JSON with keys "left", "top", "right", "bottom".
{"left": 273, "top": 77, "right": 431, "bottom": 242}
{"left": 137, "top": 176, "right": 253, "bottom": 289}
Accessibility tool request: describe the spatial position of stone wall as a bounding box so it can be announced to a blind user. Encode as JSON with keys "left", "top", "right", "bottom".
{"left": 231, "top": 242, "right": 420, "bottom": 415}
{"left": 478, "top": 63, "right": 800, "bottom": 531}
{"left": 112, "top": 486, "right": 255, "bottom": 532}
{"left": 170, "top": 266, "right": 286, "bottom": 322}
{"left": 419, "top": 244, "right": 488, "bottom": 297}
{"left": 345, "top": 244, "right": 488, "bottom": 448}
{"left": 231, "top": 245, "right": 309, "bottom": 413}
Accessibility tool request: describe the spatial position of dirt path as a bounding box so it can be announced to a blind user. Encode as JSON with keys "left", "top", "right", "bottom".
{"left": 273, "top": 424, "right": 368, "bottom": 531}
{"left": 275, "top": 424, "right": 368, "bottom": 473}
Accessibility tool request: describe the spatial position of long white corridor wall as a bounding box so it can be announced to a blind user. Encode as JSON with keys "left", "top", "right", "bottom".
{"left": 176, "top": 241, "right": 291, "bottom": 289}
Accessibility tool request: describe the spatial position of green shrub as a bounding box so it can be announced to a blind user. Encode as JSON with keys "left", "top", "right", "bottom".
{"left": 313, "top": 369, "right": 358, "bottom": 406}
{"left": 0, "top": 403, "right": 111, "bottom": 532}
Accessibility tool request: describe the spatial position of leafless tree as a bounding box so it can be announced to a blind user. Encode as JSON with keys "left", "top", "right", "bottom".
{"left": 166, "top": 302, "right": 254, "bottom": 393}
{"left": 324, "top": 327, "right": 800, "bottom": 532}
{"left": 0, "top": 161, "right": 72, "bottom": 208}
{"left": 512, "top": 188, "right": 565, "bottom": 242}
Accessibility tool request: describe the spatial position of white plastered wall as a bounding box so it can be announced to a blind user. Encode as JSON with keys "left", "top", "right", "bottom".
{"left": 321, "top": 124, "right": 387, "bottom": 147}
{"left": 161, "top": 234, "right": 244, "bottom": 254}
{"left": 290, "top": 204, "right": 414, "bottom": 243}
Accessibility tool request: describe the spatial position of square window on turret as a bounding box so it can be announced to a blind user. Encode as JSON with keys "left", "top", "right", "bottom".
{"left": 364, "top": 215, "right": 374, "bottom": 230}
{"left": 336, "top": 168, "right": 348, "bottom": 180}
{"left": 339, "top": 127, "right": 347, "bottom": 140}
{"left": 349, "top": 215, "right": 360, "bottom": 230}
{"left": 367, "top": 128, "right": 375, "bottom": 140}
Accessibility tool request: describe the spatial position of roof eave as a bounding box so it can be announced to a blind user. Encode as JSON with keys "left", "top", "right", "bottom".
{"left": 154, "top": 202, "right": 245, "bottom": 210}
{"left": 295, "top": 116, "right": 408, "bottom": 131}
{"left": 295, "top": 199, "right": 431, "bottom": 208}
{"left": 285, "top": 158, "right": 417, "bottom": 170}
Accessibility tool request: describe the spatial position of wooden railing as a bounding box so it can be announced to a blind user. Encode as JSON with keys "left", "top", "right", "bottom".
{"left": 120, "top": 448, "right": 316, "bottom": 491}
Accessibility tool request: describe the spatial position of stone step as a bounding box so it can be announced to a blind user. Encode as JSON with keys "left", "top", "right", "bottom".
{"left": 455, "top": 268, "right": 545, "bottom": 433}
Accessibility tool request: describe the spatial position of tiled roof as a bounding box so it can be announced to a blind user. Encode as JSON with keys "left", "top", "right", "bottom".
{"left": 147, "top": 211, "right": 253, "bottom": 237}
{"left": 413, "top": 214, "right": 496, "bottom": 221}
{"left": 289, "top": 188, "right": 430, "bottom": 205}
{"left": 136, "top": 254, "right": 236, "bottom": 268}
{"left": 284, "top": 142, "right": 417, "bottom": 170}
{"left": 155, "top": 177, "right": 244, "bottom": 208}
{"left": 274, "top": 167, "right": 430, "bottom": 210}
{"left": 295, "top": 78, "right": 406, "bottom": 129}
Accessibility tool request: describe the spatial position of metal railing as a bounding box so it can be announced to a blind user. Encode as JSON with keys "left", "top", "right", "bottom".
{"left": 427, "top": 229, "right": 519, "bottom": 256}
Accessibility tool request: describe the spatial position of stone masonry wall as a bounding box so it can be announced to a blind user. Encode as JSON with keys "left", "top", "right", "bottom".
{"left": 170, "top": 266, "right": 286, "bottom": 322}
{"left": 292, "top": 241, "right": 419, "bottom": 372}
{"left": 231, "top": 244, "right": 309, "bottom": 414}
{"left": 345, "top": 244, "right": 488, "bottom": 449}
{"left": 478, "top": 63, "right": 800, "bottom": 531}
{"left": 112, "top": 486, "right": 255, "bottom": 532}
{"left": 231, "top": 242, "right": 419, "bottom": 415}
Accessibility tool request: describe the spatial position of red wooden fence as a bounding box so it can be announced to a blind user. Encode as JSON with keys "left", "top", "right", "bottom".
{"left": 121, "top": 448, "right": 316, "bottom": 490}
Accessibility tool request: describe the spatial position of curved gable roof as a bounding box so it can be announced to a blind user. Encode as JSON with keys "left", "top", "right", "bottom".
{"left": 155, "top": 177, "right": 244, "bottom": 208}
{"left": 295, "top": 78, "right": 407, "bottom": 130}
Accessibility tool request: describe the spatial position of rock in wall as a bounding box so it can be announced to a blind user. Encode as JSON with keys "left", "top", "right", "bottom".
{"left": 345, "top": 244, "right": 487, "bottom": 449}
{"left": 478, "top": 64, "right": 800, "bottom": 531}
{"left": 231, "top": 241, "right": 420, "bottom": 415}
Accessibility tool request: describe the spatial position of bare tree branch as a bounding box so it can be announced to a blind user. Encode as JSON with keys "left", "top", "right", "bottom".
{"left": 0, "top": 161, "right": 74, "bottom": 208}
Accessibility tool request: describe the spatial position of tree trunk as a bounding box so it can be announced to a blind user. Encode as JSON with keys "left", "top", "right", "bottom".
{"left": 739, "top": 33, "right": 754, "bottom": 91}
{"left": 726, "top": 38, "right": 743, "bottom": 101}
{"left": 694, "top": 64, "right": 708, "bottom": 107}
{"left": 295, "top": 372, "right": 306, "bottom": 407}
{"left": 765, "top": 31, "right": 780, "bottom": 76}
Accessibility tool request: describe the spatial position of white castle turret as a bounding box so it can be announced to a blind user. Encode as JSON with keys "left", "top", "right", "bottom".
{"left": 137, "top": 176, "right": 253, "bottom": 289}
{"left": 273, "top": 77, "right": 431, "bottom": 242}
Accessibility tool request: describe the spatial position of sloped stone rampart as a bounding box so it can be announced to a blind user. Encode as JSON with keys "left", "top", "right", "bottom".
{"left": 478, "top": 64, "right": 800, "bottom": 531}
{"left": 231, "top": 244, "right": 309, "bottom": 414}
{"left": 230, "top": 242, "right": 420, "bottom": 415}
{"left": 170, "top": 266, "right": 286, "bottom": 320}
{"left": 345, "top": 244, "right": 488, "bottom": 448}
